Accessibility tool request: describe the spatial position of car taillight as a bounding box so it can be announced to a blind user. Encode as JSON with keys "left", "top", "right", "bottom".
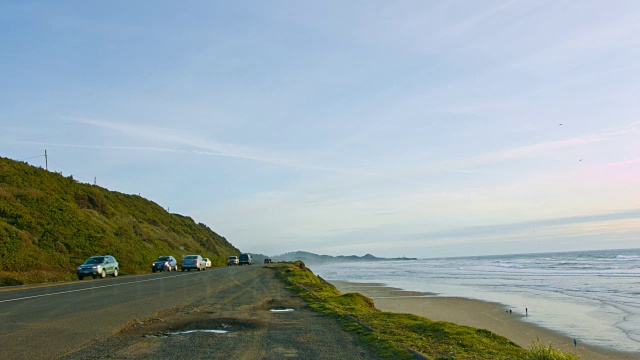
{"left": 181, "top": 260, "right": 184, "bottom": 264}
{"left": 194, "top": 260, "right": 199, "bottom": 263}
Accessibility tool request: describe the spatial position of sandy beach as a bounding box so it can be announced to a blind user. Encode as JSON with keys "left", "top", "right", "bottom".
{"left": 330, "top": 280, "right": 640, "bottom": 360}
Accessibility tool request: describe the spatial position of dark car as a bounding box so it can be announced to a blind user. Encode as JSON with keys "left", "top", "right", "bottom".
{"left": 239, "top": 253, "right": 252, "bottom": 265}
{"left": 181, "top": 255, "right": 206, "bottom": 271}
{"left": 152, "top": 256, "right": 178, "bottom": 272}
{"left": 77, "top": 255, "right": 119, "bottom": 280}
{"left": 264, "top": 258, "right": 272, "bottom": 264}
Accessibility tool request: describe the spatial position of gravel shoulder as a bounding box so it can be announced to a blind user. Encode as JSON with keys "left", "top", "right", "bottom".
{"left": 60, "top": 266, "right": 382, "bottom": 359}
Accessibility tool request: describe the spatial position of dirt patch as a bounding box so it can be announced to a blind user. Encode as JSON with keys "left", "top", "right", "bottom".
{"left": 116, "top": 304, "right": 265, "bottom": 339}
{"left": 60, "top": 267, "right": 382, "bottom": 359}
{"left": 257, "top": 297, "right": 300, "bottom": 311}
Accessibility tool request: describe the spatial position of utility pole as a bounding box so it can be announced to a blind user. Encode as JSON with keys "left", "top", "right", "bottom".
{"left": 44, "top": 150, "right": 48, "bottom": 171}
{"left": 94, "top": 177, "right": 96, "bottom": 185}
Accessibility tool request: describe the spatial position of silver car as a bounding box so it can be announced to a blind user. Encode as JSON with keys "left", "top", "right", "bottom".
{"left": 77, "top": 255, "right": 119, "bottom": 280}
{"left": 180, "top": 255, "right": 206, "bottom": 271}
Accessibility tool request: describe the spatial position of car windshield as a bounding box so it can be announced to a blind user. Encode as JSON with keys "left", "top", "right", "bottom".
{"left": 156, "top": 256, "right": 170, "bottom": 261}
{"left": 184, "top": 255, "right": 197, "bottom": 259}
{"left": 84, "top": 257, "right": 104, "bottom": 264}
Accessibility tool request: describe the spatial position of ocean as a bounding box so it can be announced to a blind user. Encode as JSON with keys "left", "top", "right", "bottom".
{"left": 310, "top": 248, "right": 640, "bottom": 353}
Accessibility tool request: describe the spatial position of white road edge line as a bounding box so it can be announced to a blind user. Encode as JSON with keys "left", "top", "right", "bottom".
{"left": 0, "top": 273, "right": 195, "bottom": 303}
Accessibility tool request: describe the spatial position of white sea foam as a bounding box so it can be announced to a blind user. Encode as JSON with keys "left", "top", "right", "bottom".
{"left": 311, "top": 248, "right": 640, "bottom": 352}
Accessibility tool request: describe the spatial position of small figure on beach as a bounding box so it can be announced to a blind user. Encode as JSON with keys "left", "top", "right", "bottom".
{"left": 509, "top": 309, "right": 512, "bottom": 314}
{"left": 573, "top": 338, "right": 577, "bottom": 347}
{"left": 525, "top": 307, "right": 528, "bottom": 316}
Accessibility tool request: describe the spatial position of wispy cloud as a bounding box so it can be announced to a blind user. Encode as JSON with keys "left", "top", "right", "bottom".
{"left": 441, "top": 122, "right": 640, "bottom": 171}
{"left": 566, "top": 15, "right": 640, "bottom": 50}
{"left": 309, "top": 210, "right": 640, "bottom": 254}
{"left": 61, "top": 116, "right": 373, "bottom": 175}
{"left": 16, "top": 141, "right": 188, "bottom": 154}
{"left": 65, "top": 116, "right": 272, "bottom": 160}
{"left": 509, "top": 11, "right": 640, "bottom": 72}
{"left": 438, "top": 0, "right": 519, "bottom": 38}
{"left": 414, "top": 209, "right": 640, "bottom": 240}
{"left": 607, "top": 157, "right": 640, "bottom": 168}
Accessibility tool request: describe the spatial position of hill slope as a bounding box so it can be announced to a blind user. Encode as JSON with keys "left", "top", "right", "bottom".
{"left": 0, "top": 156, "right": 240, "bottom": 285}
{"left": 273, "top": 251, "right": 417, "bottom": 265}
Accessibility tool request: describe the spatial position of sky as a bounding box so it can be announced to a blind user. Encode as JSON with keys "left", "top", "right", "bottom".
{"left": 1, "top": 1, "right": 640, "bottom": 258}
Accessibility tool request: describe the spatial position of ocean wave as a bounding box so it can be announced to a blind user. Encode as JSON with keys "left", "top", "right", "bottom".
{"left": 615, "top": 255, "right": 640, "bottom": 260}
{"left": 310, "top": 248, "right": 640, "bottom": 352}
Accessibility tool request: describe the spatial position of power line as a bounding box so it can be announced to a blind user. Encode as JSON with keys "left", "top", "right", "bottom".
{"left": 19, "top": 150, "right": 47, "bottom": 170}
{"left": 18, "top": 155, "right": 44, "bottom": 161}
{"left": 18, "top": 150, "right": 97, "bottom": 186}
{"left": 48, "top": 158, "right": 92, "bottom": 184}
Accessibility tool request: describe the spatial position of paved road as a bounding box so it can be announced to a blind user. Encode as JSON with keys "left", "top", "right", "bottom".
{"left": 0, "top": 265, "right": 381, "bottom": 359}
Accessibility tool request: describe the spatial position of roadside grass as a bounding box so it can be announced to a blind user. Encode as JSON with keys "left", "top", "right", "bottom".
{"left": 0, "top": 269, "right": 75, "bottom": 286}
{"left": 275, "top": 261, "right": 579, "bottom": 360}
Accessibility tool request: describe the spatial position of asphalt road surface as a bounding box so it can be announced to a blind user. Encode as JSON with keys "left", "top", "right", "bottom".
{"left": 0, "top": 265, "right": 381, "bottom": 359}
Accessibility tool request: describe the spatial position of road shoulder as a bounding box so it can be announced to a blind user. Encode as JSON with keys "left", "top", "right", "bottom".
{"left": 61, "top": 267, "right": 382, "bottom": 359}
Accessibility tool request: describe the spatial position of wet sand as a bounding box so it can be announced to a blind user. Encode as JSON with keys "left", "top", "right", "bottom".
{"left": 330, "top": 280, "right": 640, "bottom": 360}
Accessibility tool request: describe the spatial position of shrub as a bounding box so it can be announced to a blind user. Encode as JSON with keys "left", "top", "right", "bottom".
{"left": 525, "top": 342, "right": 580, "bottom": 360}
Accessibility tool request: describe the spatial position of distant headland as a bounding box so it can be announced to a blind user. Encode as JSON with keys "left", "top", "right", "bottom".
{"left": 251, "top": 251, "right": 417, "bottom": 265}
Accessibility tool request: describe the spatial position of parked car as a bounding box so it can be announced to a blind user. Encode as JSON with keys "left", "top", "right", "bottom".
{"left": 152, "top": 256, "right": 178, "bottom": 272}
{"left": 203, "top": 258, "right": 212, "bottom": 268}
{"left": 227, "top": 256, "right": 239, "bottom": 266}
{"left": 181, "top": 255, "right": 206, "bottom": 271}
{"left": 239, "top": 253, "right": 252, "bottom": 265}
{"left": 264, "top": 258, "right": 272, "bottom": 264}
{"left": 77, "top": 255, "right": 119, "bottom": 280}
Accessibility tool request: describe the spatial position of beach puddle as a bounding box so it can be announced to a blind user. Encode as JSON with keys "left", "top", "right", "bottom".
{"left": 270, "top": 308, "right": 294, "bottom": 312}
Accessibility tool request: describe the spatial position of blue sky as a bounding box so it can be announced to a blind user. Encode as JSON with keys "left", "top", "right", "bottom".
{"left": 2, "top": 1, "right": 640, "bottom": 258}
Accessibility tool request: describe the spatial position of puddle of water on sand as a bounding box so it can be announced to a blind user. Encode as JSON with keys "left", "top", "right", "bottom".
{"left": 270, "top": 308, "right": 294, "bottom": 312}
{"left": 170, "top": 329, "right": 228, "bottom": 335}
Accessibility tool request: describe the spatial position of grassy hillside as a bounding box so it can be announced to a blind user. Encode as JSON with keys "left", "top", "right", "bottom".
{"left": 275, "top": 261, "right": 579, "bottom": 360}
{"left": 0, "top": 156, "right": 240, "bottom": 285}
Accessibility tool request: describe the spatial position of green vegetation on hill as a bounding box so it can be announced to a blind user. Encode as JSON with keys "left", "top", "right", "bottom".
{"left": 275, "top": 261, "right": 579, "bottom": 360}
{"left": 0, "top": 156, "right": 240, "bottom": 285}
